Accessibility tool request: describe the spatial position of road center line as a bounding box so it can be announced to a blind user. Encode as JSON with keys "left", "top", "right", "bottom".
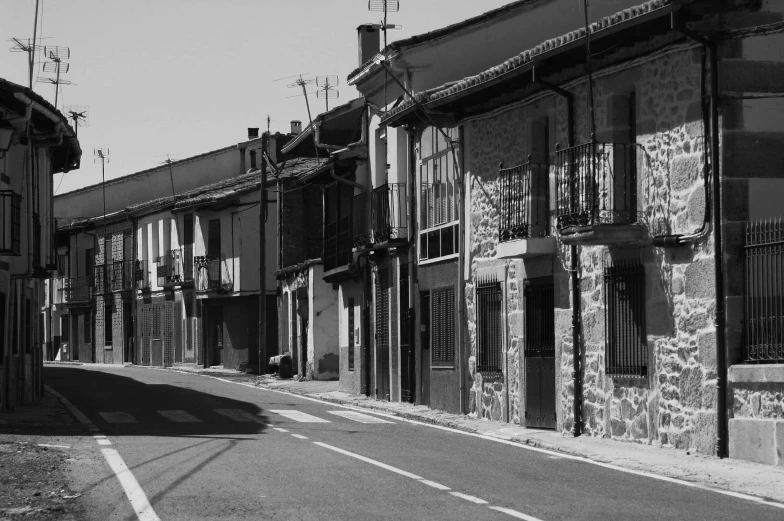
{"left": 449, "top": 491, "right": 488, "bottom": 504}
{"left": 291, "top": 434, "right": 308, "bottom": 440}
{"left": 313, "top": 442, "right": 424, "bottom": 480}
{"left": 100, "top": 447, "right": 160, "bottom": 521}
{"left": 419, "top": 479, "right": 450, "bottom": 490}
{"left": 488, "top": 506, "right": 544, "bottom": 520}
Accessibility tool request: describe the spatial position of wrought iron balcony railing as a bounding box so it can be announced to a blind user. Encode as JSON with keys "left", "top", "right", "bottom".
{"left": 371, "top": 182, "right": 408, "bottom": 244}
{"left": 324, "top": 215, "right": 353, "bottom": 272}
{"left": 195, "top": 255, "right": 233, "bottom": 292}
{"left": 135, "top": 259, "right": 152, "bottom": 290}
{"left": 95, "top": 264, "right": 109, "bottom": 294}
{"left": 0, "top": 190, "right": 22, "bottom": 256}
{"left": 555, "top": 141, "right": 639, "bottom": 230}
{"left": 498, "top": 158, "right": 549, "bottom": 242}
{"left": 155, "top": 247, "right": 194, "bottom": 287}
{"left": 111, "top": 260, "right": 135, "bottom": 291}
{"left": 57, "top": 276, "right": 92, "bottom": 303}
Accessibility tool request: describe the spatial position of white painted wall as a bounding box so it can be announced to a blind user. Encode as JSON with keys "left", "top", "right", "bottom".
{"left": 309, "top": 263, "right": 339, "bottom": 379}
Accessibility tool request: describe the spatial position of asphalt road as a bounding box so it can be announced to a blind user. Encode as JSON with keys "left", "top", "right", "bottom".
{"left": 45, "top": 365, "right": 784, "bottom": 521}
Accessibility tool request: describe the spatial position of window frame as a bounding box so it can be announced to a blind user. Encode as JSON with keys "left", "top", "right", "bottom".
{"left": 430, "top": 286, "right": 456, "bottom": 369}
{"left": 475, "top": 278, "right": 504, "bottom": 375}
{"left": 603, "top": 258, "right": 647, "bottom": 378}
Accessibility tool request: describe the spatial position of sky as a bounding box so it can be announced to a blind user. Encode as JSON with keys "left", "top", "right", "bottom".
{"left": 1, "top": 0, "right": 514, "bottom": 195}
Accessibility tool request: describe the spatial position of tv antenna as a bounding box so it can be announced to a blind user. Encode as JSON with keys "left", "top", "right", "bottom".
{"left": 316, "top": 75, "right": 339, "bottom": 111}
{"left": 9, "top": 0, "right": 42, "bottom": 88}
{"left": 65, "top": 105, "right": 90, "bottom": 137}
{"left": 368, "top": 0, "right": 401, "bottom": 50}
{"left": 41, "top": 45, "right": 71, "bottom": 109}
{"left": 94, "top": 148, "right": 110, "bottom": 241}
{"left": 282, "top": 74, "right": 320, "bottom": 163}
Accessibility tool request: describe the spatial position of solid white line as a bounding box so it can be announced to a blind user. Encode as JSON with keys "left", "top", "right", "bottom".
{"left": 449, "top": 491, "right": 488, "bottom": 504}
{"left": 291, "top": 434, "right": 308, "bottom": 440}
{"left": 418, "top": 479, "right": 450, "bottom": 491}
{"left": 209, "top": 376, "right": 784, "bottom": 509}
{"left": 37, "top": 444, "right": 71, "bottom": 449}
{"left": 101, "top": 448, "right": 160, "bottom": 521}
{"left": 488, "top": 506, "right": 544, "bottom": 520}
{"left": 313, "top": 442, "right": 424, "bottom": 480}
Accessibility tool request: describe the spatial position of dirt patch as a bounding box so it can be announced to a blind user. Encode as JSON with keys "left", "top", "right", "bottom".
{"left": 0, "top": 440, "right": 85, "bottom": 520}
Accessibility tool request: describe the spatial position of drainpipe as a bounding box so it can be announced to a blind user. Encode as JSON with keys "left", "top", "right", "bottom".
{"left": 533, "top": 68, "right": 580, "bottom": 436}
{"left": 670, "top": 17, "right": 727, "bottom": 458}
{"left": 131, "top": 217, "right": 138, "bottom": 365}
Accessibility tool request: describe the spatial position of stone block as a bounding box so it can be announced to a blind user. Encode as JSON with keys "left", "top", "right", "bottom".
{"left": 611, "top": 418, "right": 627, "bottom": 437}
{"left": 729, "top": 418, "right": 777, "bottom": 465}
{"left": 671, "top": 155, "right": 701, "bottom": 191}
{"left": 698, "top": 331, "right": 717, "bottom": 373}
{"left": 671, "top": 429, "right": 691, "bottom": 450}
{"left": 688, "top": 186, "right": 707, "bottom": 227}
{"left": 630, "top": 414, "right": 648, "bottom": 439}
{"left": 684, "top": 259, "right": 715, "bottom": 300}
{"left": 728, "top": 364, "right": 784, "bottom": 384}
{"left": 692, "top": 411, "right": 718, "bottom": 455}
{"left": 508, "top": 312, "right": 525, "bottom": 336}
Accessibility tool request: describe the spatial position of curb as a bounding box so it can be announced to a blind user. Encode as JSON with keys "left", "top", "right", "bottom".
{"left": 43, "top": 385, "right": 99, "bottom": 432}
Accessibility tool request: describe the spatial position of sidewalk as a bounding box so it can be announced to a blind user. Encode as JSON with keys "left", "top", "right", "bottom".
{"left": 169, "top": 368, "right": 784, "bottom": 506}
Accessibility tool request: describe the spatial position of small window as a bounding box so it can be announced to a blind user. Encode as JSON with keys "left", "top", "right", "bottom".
{"left": 431, "top": 287, "right": 455, "bottom": 367}
{"left": 603, "top": 258, "right": 647, "bottom": 377}
{"left": 476, "top": 278, "right": 503, "bottom": 374}
{"left": 348, "top": 297, "right": 355, "bottom": 371}
{"left": 61, "top": 314, "right": 70, "bottom": 342}
{"left": 105, "top": 304, "right": 113, "bottom": 345}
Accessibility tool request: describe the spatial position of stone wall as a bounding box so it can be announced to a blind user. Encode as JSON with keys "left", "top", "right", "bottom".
{"left": 466, "top": 46, "right": 720, "bottom": 454}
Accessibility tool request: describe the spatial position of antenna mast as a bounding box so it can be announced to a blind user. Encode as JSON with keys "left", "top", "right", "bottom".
{"left": 41, "top": 46, "right": 71, "bottom": 110}
{"left": 94, "top": 148, "right": 110, "bottom": 244}
{"left": 65, "top": 105, "right": 90, "bottom": 137}
{"left": 316, "top": 75, "right": 339, "bottom": 111}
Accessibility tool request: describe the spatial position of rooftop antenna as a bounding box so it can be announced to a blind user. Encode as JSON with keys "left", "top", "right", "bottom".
{"left": 8, "top": 0, "right": 41, "bottom": 88}
{"left": 156, "top": 154, "right": 181, "bottom": 204}
{"left": 65, "top": 105, "right": 90, "bottom": 137}
{"left": 267, "top": 115, "right": 271, "bottom": 135}
{"left": 41, "top": 45, "right": 71, "bottom": 109}
{"left": 368, "top": 0, "right": 401, "bottom": 51}
{"left": 94, "top": 148, "right": 110, "bottom": 244}
{"left": 316, "top": 75, "right": 339, "bottom": 111}
{"left": 285, "top": 74, "right": 321, "bottom": 163}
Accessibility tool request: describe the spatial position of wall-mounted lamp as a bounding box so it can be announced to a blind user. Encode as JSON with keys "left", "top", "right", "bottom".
{"left": 0, "top": 120, "right": 15, "bottom": 156}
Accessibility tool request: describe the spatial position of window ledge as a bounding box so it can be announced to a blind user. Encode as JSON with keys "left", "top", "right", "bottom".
{"left": 497, "top": 237, "right": 557, "bottom": 259}
{"left": 558, "top": 224, "right": 648, "bottom": 246}
{"left": 419, "top": 253, "right": 459, "bottom": 266}
{"left": 431, "top": 365, "right": 455, "bottom": 370}
{"left": 729, "top": 364, "right": 784, "bottom": 384}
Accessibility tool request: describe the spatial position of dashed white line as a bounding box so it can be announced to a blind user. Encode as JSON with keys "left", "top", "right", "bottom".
{"left": 270, "top": 410, "right": 331, "bottom": 423}
{"left": 327, "top": 410, "right": 394, "bottom": 424}
{"left": 101, "top": 447, "right": 160, "bottom": 521}
{"left": 418, "top": 479, "right": 450, "bottom": 491}
{"left": 313, "top": 442, "right": 424, "bottom": 480}
{"left": 449, "top": 491, "right": 488, "bottom": 505}
{"left": 273, "top": 428, "right": 289, "bottom": 433}
{"left": 291, "top": 434, "right": 308, "bottom": 440}
{"left": 97, "top": 439, "right": 112, "bottom": 446}
{"left": 37, "top": 443, "right": 71, "bottom": 449}
{"left": 488, "top": 506, "right": 544, "bottom": 520}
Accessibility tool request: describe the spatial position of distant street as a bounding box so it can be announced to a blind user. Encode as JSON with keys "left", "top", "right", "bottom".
{"left": 42, "top": 365, "right": 783, "bottom": 521}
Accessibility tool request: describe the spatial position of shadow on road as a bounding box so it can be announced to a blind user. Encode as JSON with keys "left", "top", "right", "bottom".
{"left": 27, "top": 366, "right": 271, "bottom": 438}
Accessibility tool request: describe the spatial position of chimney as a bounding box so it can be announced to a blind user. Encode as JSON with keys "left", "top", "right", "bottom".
{"left": 290, "top": 120, "right": 302, "bottom": 135}
{"left": 357, "top": 24, "right": 381, "bottom": 67}
{"left": 248, "top": 127, "right": 259, "bottom": 140}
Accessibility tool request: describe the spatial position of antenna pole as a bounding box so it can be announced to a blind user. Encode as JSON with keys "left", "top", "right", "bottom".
{"left": 30, "top": 0, "right": 40, "bottom": 89}
{"left": 54, "top": 60, "right": 61, "bottom": 109}
{"left": 258, "top": 133, "right": 268, "bottom": 375}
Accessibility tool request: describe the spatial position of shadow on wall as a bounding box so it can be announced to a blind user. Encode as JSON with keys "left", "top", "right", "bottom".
{"left": 28, "top": 367, "right": 270, "bottom": 438}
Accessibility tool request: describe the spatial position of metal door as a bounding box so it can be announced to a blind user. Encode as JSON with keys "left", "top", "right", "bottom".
{"left": 141, "top": 305, "right": 151, "bottom": 366}
{"left": 375, "top": 269, "right": 390, "bottom": 400}
{"left": 524, "top": 279, "right": 556, "bottom": 429}
{"left": 163, "top": 301, "right": 174, "bottom": 367}
{"left": 400, "top": 265, "right": 414, "bottom": 403}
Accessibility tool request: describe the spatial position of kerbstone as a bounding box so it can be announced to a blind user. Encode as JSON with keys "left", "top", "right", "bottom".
{"left": 729, "top": 418, "right": 777, "bottom": 465}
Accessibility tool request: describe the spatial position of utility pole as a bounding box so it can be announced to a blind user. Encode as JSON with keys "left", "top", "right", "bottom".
{"left": 258, "top": 133, "right": 268, "bottom": 374}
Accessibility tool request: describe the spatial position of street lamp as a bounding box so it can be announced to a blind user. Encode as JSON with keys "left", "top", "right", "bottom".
{"left": 0, "top": 120, "right": 15, "bottom": 157}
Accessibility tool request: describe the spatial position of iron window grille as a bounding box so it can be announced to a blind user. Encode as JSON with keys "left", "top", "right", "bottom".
{"left": 111, "top": 260, "right": 134, "bottom": 291}
{"left": 499, "top": 158, "right": 549, "bottom": 242}
{"left": 94, "top": 264, "right": 109, "bottom": 294}
{"left": 743, "top": 218, "right": 784, "bottom": 363}
{"left": 371, "top": 182, "right": 408, "bottom": 244}
{"left": 431, "top": 287, "right": 455, "bottom": 367}
{"left": 0, "top": 190, "right": 22, "bottom": 255}
{"left": 603, "top": 258, "right": 647, "bottom": 377}
{"left": 62, "top": 276, "right": 92, "bottom": 302}
{"left": 555, "top": 141, "right": 639, "bottom": 229}
{"left": 195, "top": 255, "right": 231, "bottom": 292}
{"left": 476, "top": 276, "right": 503, "bottom": 374}
{"left": 324, "top": 183, "right": 354, "bottom": 272}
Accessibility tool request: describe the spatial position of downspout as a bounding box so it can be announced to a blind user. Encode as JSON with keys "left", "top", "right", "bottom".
{"left": 457, "top": 126, "right": 467, "bottom": 414}
{"left": 131, "top": 217, "right": 138, "bottom": 365}
{"left": 670, "top": 18, "right": 727, "bottom": 458}
{"left": 533, "top": 68, "right": 580, "bottom": 436}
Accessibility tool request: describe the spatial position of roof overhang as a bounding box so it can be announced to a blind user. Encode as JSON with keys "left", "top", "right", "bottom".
{"left": 282, "top": 98, "right": 366, "bottom": 159}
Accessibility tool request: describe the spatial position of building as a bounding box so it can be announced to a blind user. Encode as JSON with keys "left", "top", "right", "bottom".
{"left": 381, "top": 0, "right": 784, "bottom": 464}
{"left": 1, "top": 77, "right": 82, "bottom": 409}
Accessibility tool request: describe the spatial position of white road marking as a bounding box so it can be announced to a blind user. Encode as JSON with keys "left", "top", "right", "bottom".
{"left": 273, "top": 428, "right": 289, "bottom": 433}
{"left": 210, "top": 376, "right": 784, "bottom": 510}
{"left": 488, "top": 506, "right": 544, "bottom": 520}
{"left": 291, "top": 434, "right": 309, "bottom": 440}
{"left": 101, "top": 447, "right": 160, "bottom": 521}
{"left": 213, "top": 409, "right": 264, "bottom": 422}
{"left": 157, "top": 410, "right": 202, "bottom": 423}
{"left": 97, "top": 439, "right": 112, "bottom": 446}
{"left": 449, "top": 491, "right": 488, "bottom": 504}
{"left": 99, "top": 412, "right": 137, "bottom": 424}
{"left": 37, "top": 444, "right": 71, "bottom": 449}
{"left": 418, "top": 479, "right": 450, "bottom": 491}
{"left": 327, "top": 410, "right": 394, "bottom": 424}
{"left": 313, "top": 442, "right": 424, "bottom": 480}
{"left": 269, "top": 410, "right": 331, "bottom": 423}
{"left": 45, "top": 385, "right": 94, "bottom": 427}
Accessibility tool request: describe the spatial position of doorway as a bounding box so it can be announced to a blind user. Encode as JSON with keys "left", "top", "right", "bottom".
{"left": 375, "top": 269, "right": 390, "bottom": 401}
{"left": 419, "top": 290, "right": 430, "bottom": 407}
{"left": 209, "top": 306, "right": 223, "bottom": 367}
{"left": 400, "top": 265, "right": 414, "bottom": 403}
{"left": 524, "top": 278, "right": 556, "bottom": 429}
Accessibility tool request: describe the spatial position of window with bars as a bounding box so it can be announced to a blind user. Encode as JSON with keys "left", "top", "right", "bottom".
{"left": 476, "top": 277, "right": 503, "bottom": 374}
{"left": 419, "top": 126, "right": 460, "bottom": 261}
{"left": 348, "top": 297, "right": 355, "bottom": 371}
{"left": 603, "top": 259, "right": 647, "bottom": 377}
{"left": 431, "top": 287, "right": 455, "bottom": 367}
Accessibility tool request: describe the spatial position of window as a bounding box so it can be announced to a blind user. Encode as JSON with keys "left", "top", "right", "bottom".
{"left": 58, "top": 253, "right": 68, "bottom": 276}
{"left": 85, "top": 312, "right": 92, "bottom": 344}
{"left": 105, "top": 304, "right": 113, "bottom": 345}
{"left": 61, "top": 314, "right": 70, "bottom": 342}
{"left": 323, "top": 183, "right": 354, "bottom": 271}
{"left": 348, "top": 297, "right": 355, "bottom": 371}
{"left": 208, "top": 219, "right": 221, "bottom": 259}
{"left": 603, "top": 258, "right": 647, "bottom": 377}
{"left": 419, "top": 126, "right": 460, "bottom": 261}
{"left": 431, "top": 287, "right": 455, "bottom": 367}
{"left": 476, "top": 278, "right": 503, "bottom": 374}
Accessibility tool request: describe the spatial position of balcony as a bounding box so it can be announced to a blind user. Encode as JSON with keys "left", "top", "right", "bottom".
{"left": 195, "top": 255, "right": 233, "bottom": 292}
{"left": 55, "top": 276, "right": 92, "bottom": 304}
{"left": 0, "top": 190, "right": 22, "bottom": 256}
{"left": 135, "top": 259, "right": 152, "bottom": 290}
{"left": 371, "top": 183, "right": 408, "bottom": 245}
{"left": 95, "top": 264, "right": 109, "bottom": 294}
{"left": 156, "top": 247, "right": 195, "bottom": 288}
{"left": 555, "top": 141, "right": 646, "bottom": 246}
{"left": 110, "top": 260, "right": 135, "bottom": 291}
{"left": 497, "top": 159, "right": 556, "bottom": 259}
